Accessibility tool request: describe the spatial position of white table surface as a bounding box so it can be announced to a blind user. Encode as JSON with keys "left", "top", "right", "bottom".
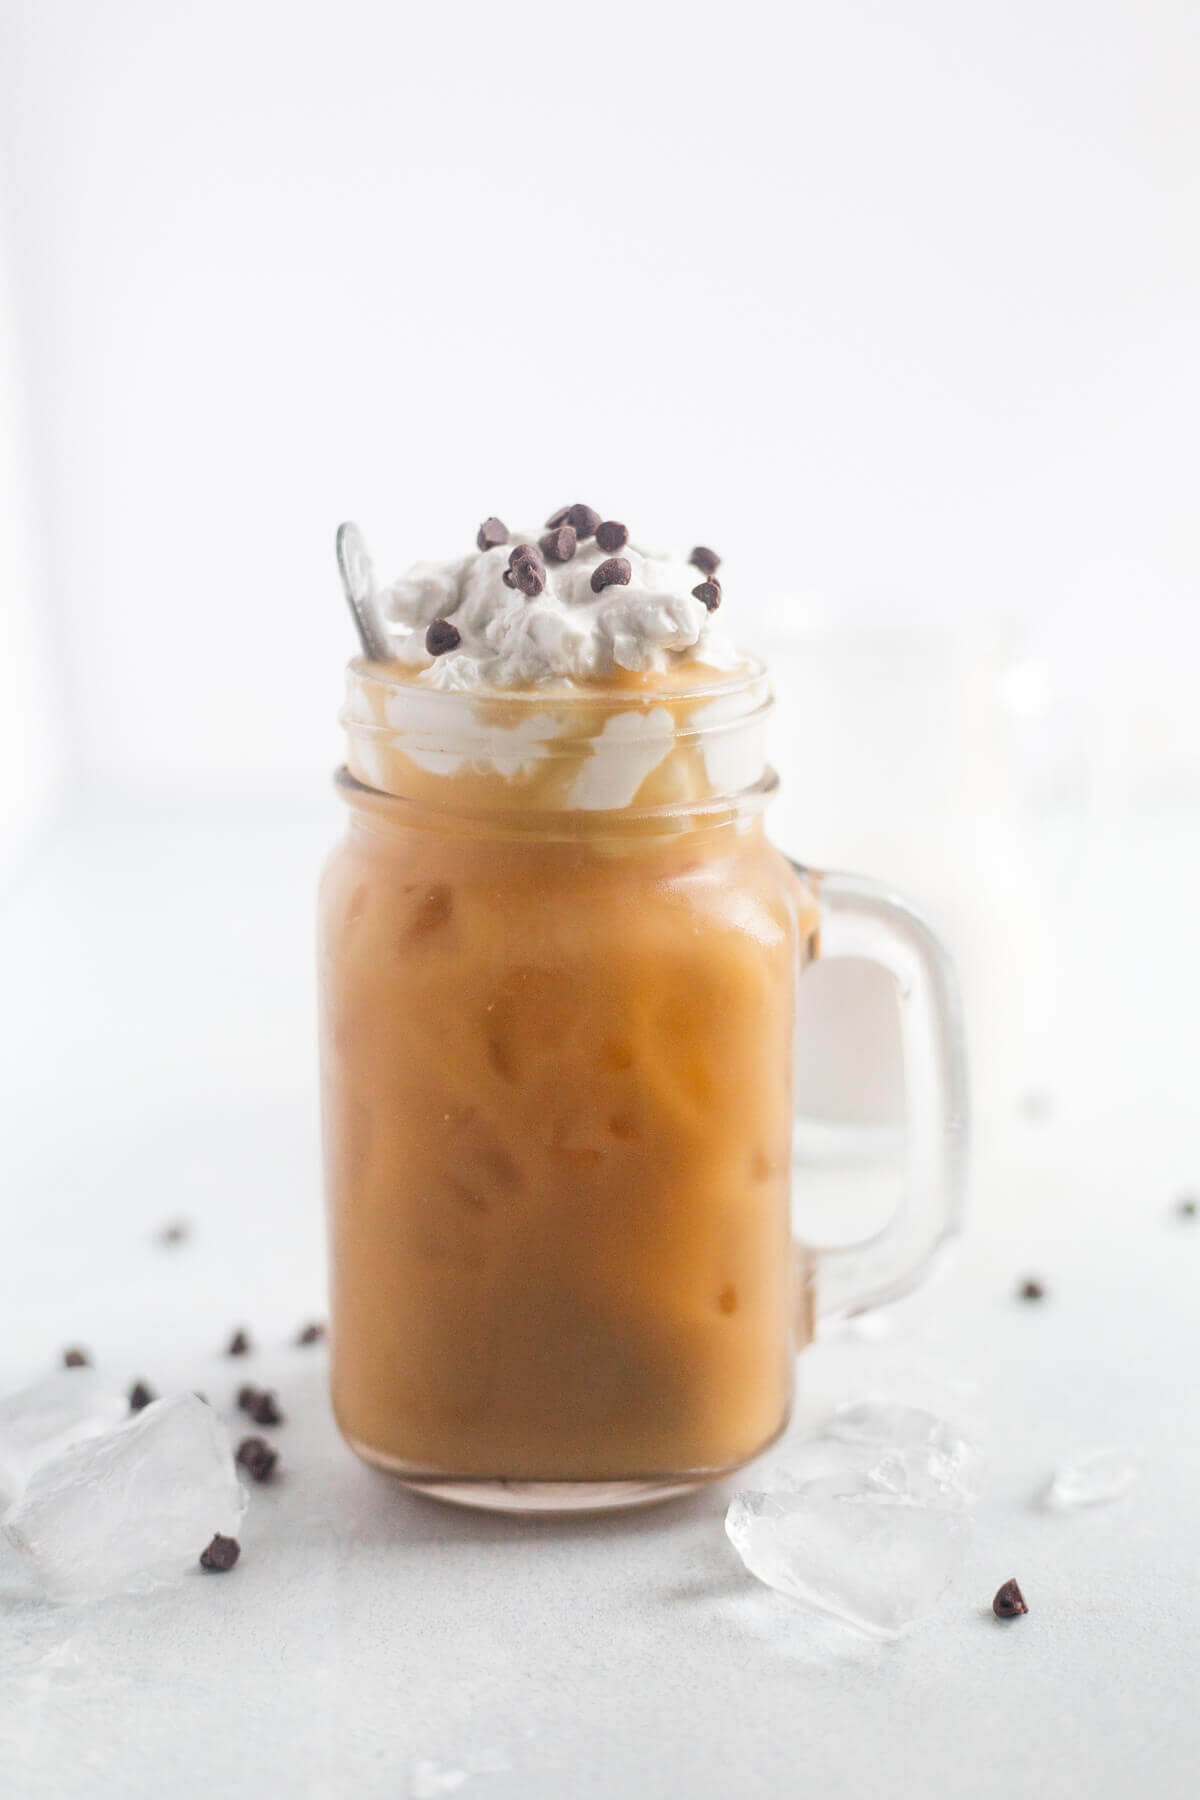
{"left": 1, "top": 794, "right": 1198, "bottom": 1799}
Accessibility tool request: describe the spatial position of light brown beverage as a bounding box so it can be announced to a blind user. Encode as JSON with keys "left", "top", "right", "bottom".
{"left": 319, "top": 742, "right": 818, "bottom": 1487}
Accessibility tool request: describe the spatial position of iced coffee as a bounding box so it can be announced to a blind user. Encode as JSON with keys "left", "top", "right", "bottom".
{"left": 319, "top": 508, "right": 820, "bottom": 1502}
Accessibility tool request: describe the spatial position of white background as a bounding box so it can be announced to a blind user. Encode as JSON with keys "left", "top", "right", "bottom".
{"left": 1, "top": 0, "right": 1198, "bottom": 824}
{"left": 0, "top": 4, "right": 1198, "bottom": 1796}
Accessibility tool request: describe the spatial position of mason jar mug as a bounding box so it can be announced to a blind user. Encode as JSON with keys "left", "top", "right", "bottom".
{"left": 318, "top": 661, "right": 967, "bottom": 1511}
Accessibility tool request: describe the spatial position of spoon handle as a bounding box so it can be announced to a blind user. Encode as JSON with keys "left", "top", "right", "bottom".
{"left": 336, "top": 522, "right": 390, "bottom": 662}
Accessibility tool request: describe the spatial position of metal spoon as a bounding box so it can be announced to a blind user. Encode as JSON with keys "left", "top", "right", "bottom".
{"left": 336, "top": 521, "right": 391, "bottom": 662}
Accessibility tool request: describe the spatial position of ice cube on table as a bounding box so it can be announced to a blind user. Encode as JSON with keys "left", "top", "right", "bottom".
{"left": 1042, "top": 1447, "right": 1140, "bottom": 1511}
{"left": 0, "top": 1370, "right": 130, "bottom": 1509}
{"left": 2, "top": 1393, "right": 246, "bottom": 1599}
{"left": 725, "top": 1475, "right": 972, "bottom": 1639}
{"left": 825, "top": 1401, "right": 984, "bottom": 1504}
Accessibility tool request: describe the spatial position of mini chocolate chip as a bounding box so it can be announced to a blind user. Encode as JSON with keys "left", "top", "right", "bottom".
{"left": 475, "top": 516, "right": 509, "bottom": 552}
{"left": 595, "top": 520, "right": 628, "bottom": 553}
{"left": 591, "top": 556, "right": 632, "bottom": 594}
{"left": 539, "top": 525, "right": 577, "bottom": 564}
{"left": 689, "top": 546, "right": 721, "bottom": 576}
{"left": 1018, "top": 1278, "right": 1046, "bottom": 1301}
{"left": 62, "top": 1347, "right": 90, "bottom": 1369}
{"left": 1176, "top": 1195, "right": 1197, "bottom": 1219}
{"left": 128, "top": 1380, "right": 156, "bottom": 1412}
{"left": 992, "top": 1578, "right": 1028, "bottom": 1618}
{"left": 692, "top": 580, "right": 722, "bottom": 611}
{"left": 236, "top": 1435, "right": 279, "bottom": 1482}
{"left": 295, "top": 1321, "right": 326, "bottom": 1346}
{"left": 507, "top": 546, "right": 546, "bottom": 597}
{"left": 251, "top": 1389, "right": 284, "bottom": 1428}
{"left": 425, "top": 618, "right": 462, "bottom": 656}
{"left": 566, "top": 504, "right": 601, "bottom": 539}
{"left": 237, "top": 1384, "right": 260, "bottom": 1412}
{"left": 226, "top": 1329, "right": 251, "bottom": 1357}
{"left": 544, "top": 504, "right": 574, "bottom": 529}
{"left": 200, "top": 1534, "right": 240, "bottom": 1573}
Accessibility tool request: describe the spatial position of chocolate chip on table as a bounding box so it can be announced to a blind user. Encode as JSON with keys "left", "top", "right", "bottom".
{"left": 425, "top": 618, "right": 462, "bottom": 655}
{"left": 226, "top": 1328, "right": 252, "bottom": 1357}
{"left": 539, "top": 525, "right": 577, "bottom": 564}
{"left": 475, "top": 516, "right": 509, "bottom": 551}
{"left": 692, "top": 580, "right": 722, "bottom": 611}
{"left": 1018, "top": 1278, "right": 1046, "bottom": 1301}
{"left": 595, "top": 520, "right": 628, "bottom": 553}
{"left": 128, "top": 1380, "right": 156, "bottom": 1412}
{"left": 992, "top": 1578, "right": 1029, "bottom": 1619}
{"left": 236, "top": 1435, "right": 279, "bottom": 1482}
{"left": 295, "top": 1322, "right": 326, "bottom": 1346}
{"left": 250, "top": 1389, "right": 284, "bottom": 1428}
{"left": 199, "top": 1534, "right": 241, "bottom": 1573}
{"left": 505, "top": 545, "right": 546, "bottom": 597}
{"left": 689, "top": 546, "right": 721, "bottom": 576}
{"left": 1175, "top": 1195, "right": 1197, "bottom": 1219}
{"left": 544, "top": 504, "right": 573, "bottom": 528}
{"left": 237, "top": 1384, "right": 260, "bottom": 1413}
{"left": 62, "top": 1347, "right": 90, "bottom": 1369}
{"left": 591, "top": 557, "right": 633, "bottom": 594}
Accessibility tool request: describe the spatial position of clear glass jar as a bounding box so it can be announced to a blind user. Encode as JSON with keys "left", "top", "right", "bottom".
{"left": 318, "top": 661, "right": 966, "bottom": 1511}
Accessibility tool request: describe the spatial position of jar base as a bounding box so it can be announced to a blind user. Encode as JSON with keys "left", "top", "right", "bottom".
{"left": 347, "top": 1438, "right": 712, "bottom": 1514}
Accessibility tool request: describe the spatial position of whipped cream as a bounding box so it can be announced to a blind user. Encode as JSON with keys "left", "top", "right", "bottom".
{"left": 377, "top": 530, "right": 743, "bottom": 689}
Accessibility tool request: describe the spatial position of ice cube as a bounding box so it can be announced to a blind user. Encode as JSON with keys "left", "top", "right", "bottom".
{"left": 0, "top": 1370, "right": 130, "bottom": 1508}
{"left": 825, "top": 1401, "right": 984, "bottom": 1504}
{"left": 2, "top": 1393, "right": 246, "bottom": 1599}
{"left": 725, "top": 1476, "right": 971, "bottom": 1639}
{"left": 1041, "top": 1448, "right": 1140, "bottom": 1511}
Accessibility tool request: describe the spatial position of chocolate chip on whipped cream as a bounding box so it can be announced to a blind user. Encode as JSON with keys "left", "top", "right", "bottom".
{"left": 425, "top": 618, "right": 462, "bottom": 655}
{"left": 595, "top": 520, "right": 628, "bottom": 553}
{"left": 689, "top": 546, "right": 721, "bottom": 576}
{"left": 475, "top": 516, "right": 509, "bottom": 552}
{"left": 692, "top": 580, "right": 722, "bottom": 611}
{"left": 503, "top": 545, "right": 547, "bottom": 597}
{"left": 545, "top": 502, "right": 602, "bottom": 538}
{"left": 539, "top": 525, "right": 578, "bottom": 564}
{"left": 591, "top": 556, "right": 632, "bottom": 594}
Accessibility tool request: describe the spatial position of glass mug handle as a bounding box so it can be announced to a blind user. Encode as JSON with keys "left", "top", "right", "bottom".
{"left": 789, "top": 862, "right": 969, "bottom": 1323}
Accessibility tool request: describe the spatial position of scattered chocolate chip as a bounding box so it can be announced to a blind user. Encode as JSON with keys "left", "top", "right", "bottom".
{"left": 506, "top": 545, "right": 546, "bottom": 597}
{"left": 539, "top": 525, "right": 577, "bottom": 564}
{"left": 156, "top": 1219, "right": 190, "bottom": 1247}
{"left": 62, "top": 1347, "right": 90, "bottom": 1369}
{"left": 595, "top": 520, "right": 628, "bottom": 553}
{"left": 199, "top": 1534, "right": 240, "bottom": 1573}
{"left": 692, "top": 580, "right": 722, "bottom": 611}
{"left": 1018, "top": 1278, "right": 1046, "bottom": 1301}
{"left": 237, "top": 1384, "right": 260, "bottom": 1413}
{"left": 250, "top": 1389, "right": 284, "bottom": 1428}
{"left": 128, "top": 1380, "right": 156, "bottom": 1412}
{"left": 295, "top": 1322, "right": 326, "bottom": 1346}
{"left": 475, "top": 516, "right": 509, "bottom": 552}
{"left": 565, "top": 504, "right": 601, "bottom": 539}
{"left": 1175, "top": 1195, "right": 1197, "bottom": 1219}
{"left": 544, "top": 504, "right": 574, "bottom": 528}
{"left": 425, "top": 618, "right": 462, "bottom": 655}
{"left": 992, "top": 1578, "right": 1028, "bottom": 1619}
{"left": 689, "top": 546, "right": 721, "bottom": 576}
{"left": 236, "top": 1435, "right": 279, "bottom": 1482}
{"left": 226, "top": 1328, "right": 252, "bottom": 1357}
{"left": 591, "top": 556, "right": 633, "bottom": 594}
